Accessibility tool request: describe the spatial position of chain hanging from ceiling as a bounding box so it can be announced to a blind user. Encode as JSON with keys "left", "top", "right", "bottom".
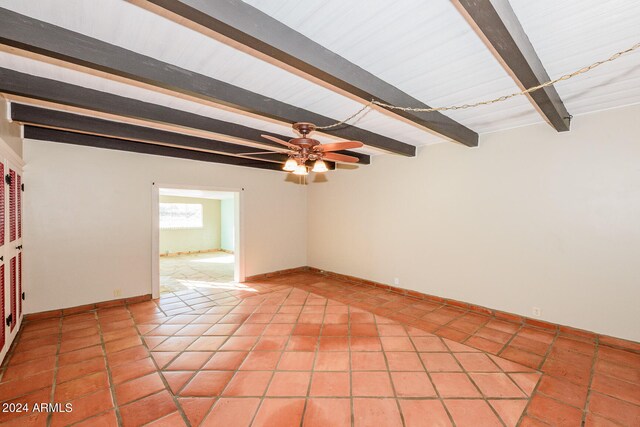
{"left": 315, "top": 41, "right": 640, "bottom": 130}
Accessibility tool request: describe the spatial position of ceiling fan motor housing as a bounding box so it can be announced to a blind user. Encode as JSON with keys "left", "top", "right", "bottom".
{"left": 293, "top": 122, "right": 316, "bottom": 136}
{"left": 261, "top": 122, "right": 363, "bottom": 168}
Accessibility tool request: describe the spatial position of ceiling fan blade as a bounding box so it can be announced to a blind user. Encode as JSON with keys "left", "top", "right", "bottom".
{"left": 239, "top": 151, "right": 283, "bottom": 155}
{"left": 261, "top": 134, "right": 298, "bottom": 150}
{"left": 323, "top": 152, "right": 360, "bottom": 163}
{"left": 315, "top": 141, "right": 364, "bottom": 152}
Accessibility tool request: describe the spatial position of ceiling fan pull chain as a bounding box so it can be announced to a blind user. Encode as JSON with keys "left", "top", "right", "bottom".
{"left": 315, "top": 41, "right": 639, "bottom": 127}
{"left": 315, "top": 101, "right": 374, "bottom": 131}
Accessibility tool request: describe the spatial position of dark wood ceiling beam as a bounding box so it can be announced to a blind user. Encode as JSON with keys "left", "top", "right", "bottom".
{"left": 0, "top": 8, "right": 413, "bottom": 156}
{"left": 23, "top": 126, "right": 285, "bottom": 171}
{"left": 11, "top": 103, "right": 279, "bottom": 159}
{"left": 452, "top": 0, "right": 571, "bottom": 131}
{"left": 133, "top": 0, "right": 479, "bottom": 147}
{"left": 0, "top": 69, "right": 369, "bottom": 166}
{"left": 12, "top": 103, "right": 337, "bottom": 169}
{"left": 11, "top": 103, "right": 338, "bottom": 169}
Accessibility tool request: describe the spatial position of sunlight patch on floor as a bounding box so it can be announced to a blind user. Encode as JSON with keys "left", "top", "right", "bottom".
{"left": 160, "top": 252, "right": 235, "bottom": 293}
{"left": 176, "top": 279, "right": 257, "bottom": 291}
{"left": 191, "top": 254, "right": 234, "bottom": 264}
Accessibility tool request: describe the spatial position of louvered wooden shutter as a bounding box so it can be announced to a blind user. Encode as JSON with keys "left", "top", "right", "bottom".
{"left": 16, "top": 174, "right": 21, "bottom": 240}
{"left": 10, "top": 257, "right": 16, "bottom": 332}
{"left": 18, "top": 253, "right": 22, "bottom": 318}
{"left": 9, "top": 170, "right": 15, "bottom": 242}
{"left": 0, "top": 163, "right": 4, "bottom": 247}
{"left": 0, "top": 265, "right": 4, "bottom": 352}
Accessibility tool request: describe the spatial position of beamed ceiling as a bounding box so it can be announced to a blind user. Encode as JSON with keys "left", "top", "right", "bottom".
{"left": 0, "top": 0, "right": 638, "bottom": 172}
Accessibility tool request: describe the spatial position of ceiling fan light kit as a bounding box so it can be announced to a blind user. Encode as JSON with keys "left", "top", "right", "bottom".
{"left": 261, "top": 122, "right": 364, "bottom": 175}
{"left": 312, "top": 159, "right": 329, "bottom": 173}
{"left": 292, "top": 164, "right": 309, "bottom": 176}
{"left": 283, "top": 157, "right": 298, "bottom": 172}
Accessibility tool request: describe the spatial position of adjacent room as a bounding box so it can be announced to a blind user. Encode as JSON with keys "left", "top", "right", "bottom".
{"left": 0, "top": 1, "right": 638, "bottom": 426}
{"left": 157, "top": 187, "right": 241, "bottom": 312}
{"left": 158, "top": 188, "right": 236, "bottom": 290}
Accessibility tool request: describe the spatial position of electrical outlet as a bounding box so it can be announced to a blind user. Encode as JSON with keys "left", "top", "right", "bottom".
{"left": 393, "top": 278, "right": 400, "bottom": 286}
{"left": 113, "top": 289, "right": 122, "bottom": 297}
{"left": 532, "top": 307, "right": 542, "bottom": 317}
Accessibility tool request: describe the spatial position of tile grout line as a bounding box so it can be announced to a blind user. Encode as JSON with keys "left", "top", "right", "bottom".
{"left": 454, "top": 352, "right": 508, "bottom": 427}
{"left": 40, "top": 313, "right": 127, "bottom": 424}
{"left": 438, "top": 310, "right": 489, "bottom": 340}
{"left": 45, "top": 317, "right": 63, "bottom": 427}
{"left": 238, "top": 288, "right": 293, "bottom": 426}
{"left": 405, "top": 322, "right": 456, "bottom": 426}
{"left": 95, "top": 309, "right": 129, "bottom": 427}
{"left": 163, "top": 296, "right": 249, "bottom": 349}
{"left": 348, "top": 306, "right": 354, "bottom": 427}
{"left": 463, "top": 331, "right": 538, "bottom": 423}
{"left": 350, "top": 309, "right": 382, "bottom": 425}
{"left": 298, "top": 273, "right": 608, "bottom": 358}
{"left": 295, "top": 275, "right": 570, "bottom": 368}
{"left": 393, "top": 300, "right": 536, "bottom": 424}
{"left": 297, "top": 291, "right": 328, "bottom": 427}
{"left": 581, "top": 338, "right": 600, "bottom": 426}
{"left": 513, "top": 328, "right": 561, "bottom": 426}
{"left": 124, "top": 305, "right": 192, "bottom": 426}
{"left": 170, "top": 304, "right": 253, "bottom": 397}
{"left": 308, "top": 280, "right": 542, "bottom": 426}
{"left": 488, "top": 325, "right": 555, "bottom": 404}
{"left": 513, "top": 367, "right": 547, "bottom": 426}
{"left": 196, "top": 287, "right": 295, "bottom": 425}
{"left": 147, "top": 318, "right": 210, "bottom": 382}
{"left": 383, "top": 320, "right": 411, "bottom": 427}
{"left": 496, "top": 324, "right": 525, "bottom": 358}
{"left": 503, "top": 370, "right": 538, "bottom": 400}
{"left": 448, "top": 339, "right": 489, "bottom": 417}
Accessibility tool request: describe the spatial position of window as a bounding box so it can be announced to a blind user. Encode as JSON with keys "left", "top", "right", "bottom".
{"left": 159, "top": 203, "right": 203, "bottom": 229}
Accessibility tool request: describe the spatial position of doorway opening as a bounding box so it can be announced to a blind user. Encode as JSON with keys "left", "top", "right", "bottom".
{"left": 151, "top": 185, "right": 243, "bottom": 299}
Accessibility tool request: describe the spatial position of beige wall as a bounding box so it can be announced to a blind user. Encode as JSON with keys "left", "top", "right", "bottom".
{"left": 23, "top": 140, "right": 307, "bottom": 313}
{"left": 308, "top": 104, "right": 640, "bottom": 342}
{"left": 0, "top": 100, "right": 22, "bottom": 158}
{"left": 159, "top": 195, "right": 221, "bottom": 254}
{"left": 221, "top": 198, "right": 235, "bottom": 251}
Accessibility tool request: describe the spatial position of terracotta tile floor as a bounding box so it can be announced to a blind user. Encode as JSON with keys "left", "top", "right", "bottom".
{"left": 1, "top": 272, "right": 639, "bottom": 426}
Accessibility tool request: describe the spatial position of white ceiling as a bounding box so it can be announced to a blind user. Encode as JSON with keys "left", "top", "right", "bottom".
{"left": 0, "top": 0, "right": 638, "bottom": 155}
{"left": 509, "top": 0, "right": 640, "bottom": 117}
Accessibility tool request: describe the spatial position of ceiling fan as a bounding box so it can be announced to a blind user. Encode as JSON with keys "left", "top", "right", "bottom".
{"left": 261, "top": 122, "right": 364, "bottom": 175}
